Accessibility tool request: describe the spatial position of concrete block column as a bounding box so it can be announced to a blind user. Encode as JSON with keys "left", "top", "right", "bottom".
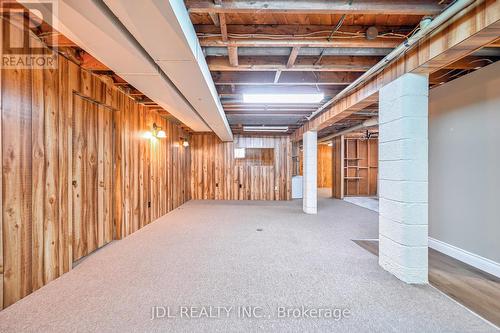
{"left": 378, "top": 73, "right": 429, "bottom": 284}
{"left": 303, "top": 130, "right": 317, "bottom": 214}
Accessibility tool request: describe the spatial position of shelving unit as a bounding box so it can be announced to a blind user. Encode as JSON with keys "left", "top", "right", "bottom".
{"left": 344, "top": 136, "right": 378, "bottom": 197}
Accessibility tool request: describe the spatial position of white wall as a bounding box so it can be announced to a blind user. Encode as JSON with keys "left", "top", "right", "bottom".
{"left": 429, "top": 61, "right": 500, "bottom": 265}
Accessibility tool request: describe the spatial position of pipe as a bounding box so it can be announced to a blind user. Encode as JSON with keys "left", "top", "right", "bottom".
{"left": 318, "top": 117, "right": 378, "bottom": 143}
{"left": 307, "top": 0, "right": 476, "bottom": 121}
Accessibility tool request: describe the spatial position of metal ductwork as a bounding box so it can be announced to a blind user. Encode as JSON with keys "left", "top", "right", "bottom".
{"left": 32, "top": 0, "right": 233, "bottom": 139}
{"left": 101, "top": 0, "right": 233, "bottom": 141}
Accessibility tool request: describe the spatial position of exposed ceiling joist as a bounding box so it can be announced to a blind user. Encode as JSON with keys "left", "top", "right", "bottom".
{"left": 208, "top": 12, "right": 220, "bottom": 26}
{"left": 206, "top": 55, "right": 380, "bottom": 71}
{"left": 286, "top": 46, "right": 301, "bottom": 68}
{"left": 194, "top": 24, "right": 413, "bottom": 36}
{"left": 212, "top": 71, "right": 362, "bottom": 85}
{"left": 273, "top": 70, "right": 282, "bottom": 83}
{"left": 217, "top": 84, "right": 342, "bottom": 96}
{"left": 228, "top": 45, "right": 238, "bottom": 66}
{"left": 219, "top": 13, "right": 228, "bottom": 40}
{"left": 185, "top": 0, "right": 445, "bottom": 15}
{"left": 203, "top": 47, "right": 394, "bottom": 57}
{"left": 199, "top": 38, "right": 402, "bottom": 48}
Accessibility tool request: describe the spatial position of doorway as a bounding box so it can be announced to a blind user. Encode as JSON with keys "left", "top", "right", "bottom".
{"left": 72, "top": 95, "right": 114, "bottom": 261}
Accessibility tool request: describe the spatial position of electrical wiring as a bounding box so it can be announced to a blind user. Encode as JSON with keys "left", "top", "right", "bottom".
{"left": 432, "top": 58, "right": 493, "bottom": 81}
{"left": 196, "top": 31, "right": 406, "bottom": 41}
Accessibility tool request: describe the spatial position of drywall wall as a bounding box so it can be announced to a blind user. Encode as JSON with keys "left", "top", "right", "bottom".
{"left": 0, "top": 19, "right": 190, "bottom": 308}
{"left": 429, "top": 61, "right": 500, "bottom": 264}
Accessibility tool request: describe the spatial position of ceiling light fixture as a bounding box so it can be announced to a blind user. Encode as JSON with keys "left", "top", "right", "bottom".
{"left": 145, "top": 122, "right": 166, "bottom": 139}
{"left": 180, "top": 137, "right": 189, "bottom": 147}
{"left": 243, "top": 93, "right": 324, "bottom": 104}
{"left": 243, "top": 126, "right": 289, "bottom": 132}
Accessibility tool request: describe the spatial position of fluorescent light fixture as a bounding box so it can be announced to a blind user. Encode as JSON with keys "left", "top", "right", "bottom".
{"left": 243, "top": 93, "right": 324, "bottom": 104}
{"left": 243, "top": 126, "right": 289, "bottom": 132}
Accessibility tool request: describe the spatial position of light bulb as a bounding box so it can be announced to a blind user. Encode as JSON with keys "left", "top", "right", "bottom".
{"left": 156, "top": 130, "right": 166, "bottom": 138}
{"left": 143, "top": 131, "right": 153, "bottom": 140}
{"left": 183, "top": 140, "right": 189, "bottom": 147}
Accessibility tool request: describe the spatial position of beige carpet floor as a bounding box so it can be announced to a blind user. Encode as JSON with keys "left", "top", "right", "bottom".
{"left": 0, "top": 195, "right": 496, "bottom": 332}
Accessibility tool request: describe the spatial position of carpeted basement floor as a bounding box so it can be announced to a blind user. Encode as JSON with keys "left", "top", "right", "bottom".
{"left": 0, "top": 196, "right": 497, "bottom": 332}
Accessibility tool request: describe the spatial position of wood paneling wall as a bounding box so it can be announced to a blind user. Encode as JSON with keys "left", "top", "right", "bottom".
{"left": 0, "top": 19, "right": 190, "bottom": 308}
{"left": 317, "top": 145, "right": 332, "bottom": 188}
{"left": 191, "top": 134, "right": 291, "bottom": 200}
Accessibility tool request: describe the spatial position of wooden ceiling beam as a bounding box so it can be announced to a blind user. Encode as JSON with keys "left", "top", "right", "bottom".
{"left": 286, "top": 46, "right": 301, "bottom": 68}
{"left": 206, "top": 55, "right": 380, "bottom": 71}
{"left": 217, "top": 84, "right": 343, "bottom": 96}
{"left": 273, "top": 70, "right": 282, "bottom": 83}
{"left": 227, "top": 45, "right": 238, "bottom": 66}
{"left": 194, "top": 24, "right": 414, "bottom": 36}
{"left": 219, "top": 13, "right": 228, "bottom": 40}
{"left": 199, "top": 37, "right": 402, "bottom": 48}
{"left": 185, "top": 0, "right": 445, "bottom": 15}
{"left": 212, "top": 71, "right": 362, "bottom": 85}
{"left": 226, "top": 111, "right": 312, "bottom": 115}
{"left": 208, "top": 12, "right": 220, "bottom": 26}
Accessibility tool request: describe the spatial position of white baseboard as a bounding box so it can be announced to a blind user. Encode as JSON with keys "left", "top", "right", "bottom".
{"left": 429, "top": 237, "right": 500, "bottom": 278}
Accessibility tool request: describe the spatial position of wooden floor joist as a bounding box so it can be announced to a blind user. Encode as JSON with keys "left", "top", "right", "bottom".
{"left": 185, "top": 0, "right": 446, "bottom": 15}
{"left": 199, "top": 37, "right": 403, "bottom": 49}
{"left": 206, "top": 55, "right": 380, "bottom": 72}
{"left": 291, "top": 0, "right": 500, "bottom": 141}
{"left": 212, "top": 71, "right": 363, "bottom": 85}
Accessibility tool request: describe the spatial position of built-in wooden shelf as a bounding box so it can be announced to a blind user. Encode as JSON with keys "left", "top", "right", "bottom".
{"left": 343, "top": 137, "right": 378, "bottom": 196}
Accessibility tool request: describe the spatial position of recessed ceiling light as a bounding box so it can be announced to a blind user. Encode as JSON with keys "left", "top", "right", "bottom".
{"left": 243, "top": 93, "right": 324, "bottom": 104}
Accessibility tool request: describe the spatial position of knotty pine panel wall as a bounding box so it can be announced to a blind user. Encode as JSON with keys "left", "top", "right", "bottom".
{"left": 298, "top": 145, "right": 333, "bottom": 188}
{"left": 0, "top": 19, "right": 190, "bottom": 308}
{"left": 191, "top": 134, "right": 291, "bottom": 200}
{"left": 318, "top": 145, "right": 333, "bottom": 188}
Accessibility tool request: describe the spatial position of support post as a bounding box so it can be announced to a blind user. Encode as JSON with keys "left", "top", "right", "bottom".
{"left": 378, "top": 73, "right": 429, "bottom": 284}
{"left": 303, "top": 130, "right": 317, "bottom": 214}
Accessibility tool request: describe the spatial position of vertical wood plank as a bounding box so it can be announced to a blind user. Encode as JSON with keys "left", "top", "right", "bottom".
{"left": 31, "top": 67, "right": 44, "bottom": 291}
{"left": 43, "top": 64, "right": 59, "bottom": 284}
{"left": 2, "top": 20, "right": 33, "bottom": 305}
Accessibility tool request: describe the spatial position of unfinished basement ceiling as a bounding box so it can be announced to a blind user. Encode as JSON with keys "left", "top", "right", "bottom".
{"left": 183, "top": 0, "right": 499, "bottom": 138}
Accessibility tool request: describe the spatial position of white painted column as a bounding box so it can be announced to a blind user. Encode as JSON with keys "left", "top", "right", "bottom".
{"left": 303, "top": 130, "right": 317, "bottom": 214}
{"left": 378, "top": 73, "right": 429, "bottom": 284}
